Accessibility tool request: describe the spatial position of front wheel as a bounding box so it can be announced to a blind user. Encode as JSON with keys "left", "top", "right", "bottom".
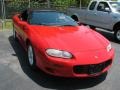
{"left": 114, "top": 29, "right": 120, "bottom": 42}
{"left": 27, "top": 44, "right": 37, "bottom": 69}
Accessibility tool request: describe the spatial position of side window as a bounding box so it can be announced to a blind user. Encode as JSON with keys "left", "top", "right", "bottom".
{"left": 97, "top": 2, "right": 110, "bottom": 12}
{"left": 89, "top": 1, "right": 97, "bottom": 10}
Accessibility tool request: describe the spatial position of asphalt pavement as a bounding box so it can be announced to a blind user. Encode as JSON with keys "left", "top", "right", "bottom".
{"left": 0, "top": 29, "right": 119, "bottom": 90}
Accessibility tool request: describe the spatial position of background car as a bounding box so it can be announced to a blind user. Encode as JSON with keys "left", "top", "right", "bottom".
{"left": 12, "top": 9, "right": 114, "bottom": 78}
{"left": 67, "top": 0, "right": 120, "bottom": 42}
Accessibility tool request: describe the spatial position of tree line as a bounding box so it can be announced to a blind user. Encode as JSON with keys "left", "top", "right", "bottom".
{"left": 2, "top": 0, "right": 91, "bottom": 18}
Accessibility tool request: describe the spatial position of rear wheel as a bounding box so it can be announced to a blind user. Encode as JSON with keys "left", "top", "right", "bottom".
{"left": 114, "top": 29, "right": 120, "bottom": 42}
{"left": 27, "top": 44, "right": 37, "bottom": 69}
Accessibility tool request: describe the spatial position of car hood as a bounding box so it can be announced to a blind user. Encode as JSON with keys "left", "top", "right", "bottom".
{"left": 30, "top": 25, "right": 108, "bottom": 53}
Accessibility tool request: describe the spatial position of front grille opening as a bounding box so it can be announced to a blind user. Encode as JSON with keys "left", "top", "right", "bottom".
{"left": 105, "top": 59, "right": 112, "bottom": 67}
{"left": 73, "top": 59, "right": 112, "bottom": 74}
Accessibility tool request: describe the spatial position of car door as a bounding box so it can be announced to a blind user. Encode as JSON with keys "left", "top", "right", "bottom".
{"left": 16, "top": 10, "right": 28, "bottom": 47}
{"left": 85, "top": 1, "right": 99, "bottom": 26}
{"left": 18, "top": 20, "right": 28, "bottom": 45}
{"left": 94, "top": 2, "right": 113, "bottom": 29}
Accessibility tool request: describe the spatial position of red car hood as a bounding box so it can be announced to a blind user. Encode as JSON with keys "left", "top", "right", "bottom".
{"left": 31, "top": 25, "right": 108, "bottom": 53}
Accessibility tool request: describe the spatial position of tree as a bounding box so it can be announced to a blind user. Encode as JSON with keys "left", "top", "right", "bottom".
{"left": 76, "top": 0, "right": 90, "bottom": 7}
{"left": 4, "top": 0, "right": 92, "bottom": 18}
{"left": 51, "top": 0, "right": 77, "bottom": 9}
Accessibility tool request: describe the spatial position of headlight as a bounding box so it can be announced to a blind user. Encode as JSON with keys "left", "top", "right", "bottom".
{"left": 46, "top": 49, "right": 73, "bottom": 59}
{"left": 107, "top": 43, "right": 112, "bottom": 52}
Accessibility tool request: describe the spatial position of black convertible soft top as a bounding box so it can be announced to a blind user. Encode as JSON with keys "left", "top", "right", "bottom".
{"left": 24, "top": 8, "right": 57, "bottom": 13}
{"left": 21, "top": 8, "right": 64, "bottom": 21}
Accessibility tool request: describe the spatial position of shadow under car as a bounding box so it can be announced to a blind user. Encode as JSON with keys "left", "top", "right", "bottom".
{"left": 8, "top": 36, "right": 107, "bottom": 90}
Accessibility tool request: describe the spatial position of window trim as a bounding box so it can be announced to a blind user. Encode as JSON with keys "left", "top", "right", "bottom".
{"left": 89, "top": 1, "right": 97, "bottom": 10}
{"left": 97, "top": 2, "right": 111, "bottom": 12}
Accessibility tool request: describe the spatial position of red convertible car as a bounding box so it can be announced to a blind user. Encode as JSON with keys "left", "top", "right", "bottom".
{"left": 12, "top": 9, "right": 114, "bottom": 77}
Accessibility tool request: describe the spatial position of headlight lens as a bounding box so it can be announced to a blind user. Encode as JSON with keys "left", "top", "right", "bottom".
{"left": 107, "top": 43, "right": 112, "bottom": 52}
{"left": 46, "top": 49, "right": 73, "bottom": 59}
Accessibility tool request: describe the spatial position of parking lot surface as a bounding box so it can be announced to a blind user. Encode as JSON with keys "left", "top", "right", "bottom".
{"left": 0, "top": 29, "right": 119, "bottom": 90}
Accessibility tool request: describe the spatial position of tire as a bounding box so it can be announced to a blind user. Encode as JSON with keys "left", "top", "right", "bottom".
{"left": 71, "top": 15, "right": 79, "bottom": 22}
{"left": 114, "top": 29, "right": 120, "bottom": 42}
{"left": 27, "top": 44, "right": 37, "bottom": 69}
{"left": 89, "top": 25, "right": 96, "bottom": 30}
{"left": 13, "top": 24, "right": 18, "bottom": 41}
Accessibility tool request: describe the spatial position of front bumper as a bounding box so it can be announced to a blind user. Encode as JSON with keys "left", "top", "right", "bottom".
{"left": 36, "top": 49, "right": 114, "bottom": 78}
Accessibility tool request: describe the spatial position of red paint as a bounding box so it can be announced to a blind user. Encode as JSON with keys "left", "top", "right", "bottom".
{"left": 13, "top": 14, "right": 114, "bottom": 77}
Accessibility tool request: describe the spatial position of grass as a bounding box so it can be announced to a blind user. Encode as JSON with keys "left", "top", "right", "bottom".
{"left": 0, "top": 20, "right": 13, "bottom": 31}
{"left": 5, "top": 21, "right": 13, "bottom": 30}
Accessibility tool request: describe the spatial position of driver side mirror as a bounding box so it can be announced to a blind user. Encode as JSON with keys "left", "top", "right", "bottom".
{"left": 105, "top": 7, "right": 111, "bottom": 13}
{"left": 18, "top": 21, "right": 28, "bottom": 30}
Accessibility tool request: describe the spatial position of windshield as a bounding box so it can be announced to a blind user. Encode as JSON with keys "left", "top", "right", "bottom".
{"left": 29, "top": 11, "right": 78, "bottom": 26}
{"left": 110, "top": 2, "right": 120, "bottom": 11}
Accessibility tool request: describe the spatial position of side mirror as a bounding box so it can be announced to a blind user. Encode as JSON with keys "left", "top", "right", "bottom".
{"left": 19, "top": 21, "right": 27, "bottom": 25}
{"left": 105, "top": 7, "right": 111, "bottom": 13}
{"left": 19, "top": 21, "right": 28, "bottom": 30}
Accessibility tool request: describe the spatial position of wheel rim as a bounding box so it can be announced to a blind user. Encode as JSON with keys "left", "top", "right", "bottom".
{"left": 116, "top": 30, "right": 120, "bottom": 41}
{"left": 28, "top": 45, "right": 34, "bottom": 66}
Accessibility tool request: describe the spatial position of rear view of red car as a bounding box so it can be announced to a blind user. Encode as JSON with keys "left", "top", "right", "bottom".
{"left": 12, "top": 9, "right": 114, "bottom": 78}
